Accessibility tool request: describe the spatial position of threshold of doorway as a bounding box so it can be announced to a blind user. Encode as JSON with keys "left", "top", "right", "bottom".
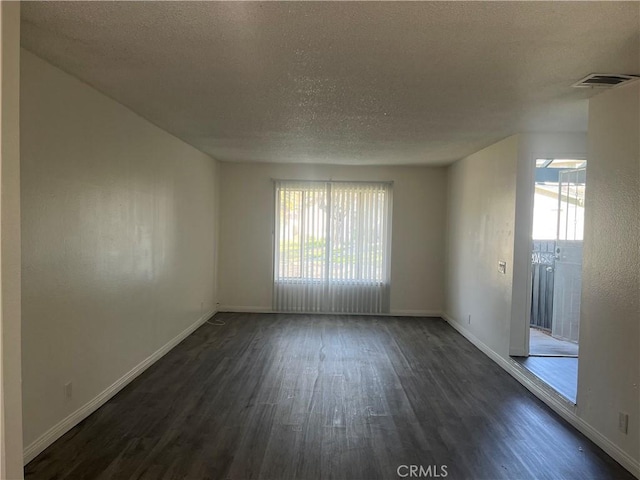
{"left": 514, "top": 356, "right": 578, "bottom": 404}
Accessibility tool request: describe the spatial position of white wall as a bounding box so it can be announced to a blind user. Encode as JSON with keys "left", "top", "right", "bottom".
{"left": 20, "top": 50, "right": 219, "bottom": 455}
{"left": 444, "top": 135, "right": 520, "bottom": 356}
{"left": 445, "top": 117, "right": 637, "bottom": 474}
{"left": 578, "top": 82, "right": 639, "bottom": 466}
{"left": 445, "top": 132, "right": 588, "bottom": 357}
{"left": 218, "top": 162, "right": 446, "bottom": 315}
{"left": 1, "top": 3, "right": 24, "bottom": 478}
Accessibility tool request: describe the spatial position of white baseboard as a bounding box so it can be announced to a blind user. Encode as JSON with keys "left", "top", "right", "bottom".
{"left": 389, "top": 309, "right": 442, "bottom": 317}
{"left": 441, "top": 312, "right": 640, "bottom": 479}
{"left": 23, "top": 309, "right": 217, "bottom": 465}
{"left": 219, "top": 306, "right": 443, "bottom": 318}
{"left": 218, "top": 305, "right": 273, "bottom": 313}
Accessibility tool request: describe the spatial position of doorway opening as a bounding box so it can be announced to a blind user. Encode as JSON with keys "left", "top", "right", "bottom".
{"left": 517, "top": 158, "right": 586, "bottom": 403}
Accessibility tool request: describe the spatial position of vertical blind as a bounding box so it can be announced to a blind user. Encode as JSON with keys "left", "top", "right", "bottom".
{"left": 274, "top": 180, "right": 392, "bottom": 313}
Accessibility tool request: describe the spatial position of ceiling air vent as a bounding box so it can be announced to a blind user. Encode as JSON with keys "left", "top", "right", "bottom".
{"left": 572, "top": 73, "right": 639, "bottom": 89}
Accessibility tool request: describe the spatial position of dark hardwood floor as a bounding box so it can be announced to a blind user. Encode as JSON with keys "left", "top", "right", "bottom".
{"left": 25, "top": 313, "right": 633, "bottom": 480}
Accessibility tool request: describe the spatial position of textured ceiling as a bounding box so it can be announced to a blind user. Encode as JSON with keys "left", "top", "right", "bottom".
{"left": 21, "top": 2, "right": 640, "bottom": 165}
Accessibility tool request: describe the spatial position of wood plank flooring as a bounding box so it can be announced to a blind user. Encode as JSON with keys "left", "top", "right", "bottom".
{"left": 25, "top": 313, "right": 633, "bottom": 480}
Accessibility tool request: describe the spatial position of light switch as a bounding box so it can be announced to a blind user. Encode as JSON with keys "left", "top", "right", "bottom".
{"left": 498, "top": 261, "right": 507, "bottom": 274}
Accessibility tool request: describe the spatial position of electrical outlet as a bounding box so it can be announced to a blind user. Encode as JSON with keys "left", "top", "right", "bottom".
{"left": 468, "top": 314, "right": 471, "bottom": 324}
{"left": 64, "top": 382, "right": 73, "bottom": 401}
{"left": 618, "top": 412, "right": 629, "bottom": 434}
{"left": 498, "top": 261, "right": 507, "bottom": 274}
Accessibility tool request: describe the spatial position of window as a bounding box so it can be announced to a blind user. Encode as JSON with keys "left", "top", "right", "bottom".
{"left": 274, "top": 181, "right": 392, "bottom": 313}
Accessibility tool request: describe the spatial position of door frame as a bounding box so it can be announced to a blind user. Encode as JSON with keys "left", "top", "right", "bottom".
{"left": 1, "top": 2, "right": 24, "bottom": 478}
{"left": 509, "top": 149, "right": 588, "bottom": 357}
